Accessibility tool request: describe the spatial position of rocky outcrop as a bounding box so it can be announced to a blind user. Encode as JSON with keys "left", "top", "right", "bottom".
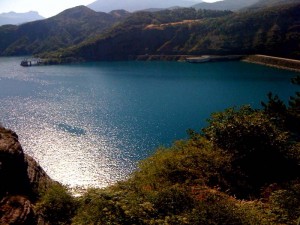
{"left": 0, "top": 196, "right": 35, "bottom": 225}
{"left": 25, "top": 155, "right": 53, "bottom": 197}
{"left": 0, "top": 126, "right": 53, "bottom": 224}
{"left": 0, "top": 127, "right": 30, "bottom": 196}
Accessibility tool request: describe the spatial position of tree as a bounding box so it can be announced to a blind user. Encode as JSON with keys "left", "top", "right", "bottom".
{"left": 36, "top": 183, "right": 77, "bottom": 225}
{"left": 202, "top": 106, "right": 297, "bottom": 197}
{"left": 262, "top": 76, "right": 300, "bottom": 135}
{"left": 287, "top": 76, "right": 300, "bottom": 133}
{"left": 261, "top": 92, "right": 287, "bottom": 122}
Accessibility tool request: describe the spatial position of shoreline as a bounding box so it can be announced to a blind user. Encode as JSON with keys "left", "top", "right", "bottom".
{"left": 135, "top": 54, "right": 300, "bottom": 72}
{"left": 37, "top": 54, "right": 300, "bottom": 73}
{"left": 242, "top": 55, "right": 300, "bottom": 73}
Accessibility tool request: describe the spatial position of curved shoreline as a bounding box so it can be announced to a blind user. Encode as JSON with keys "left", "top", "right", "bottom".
{"left": 242, "top": 55, "right": 300, "bottom": 73}
{"left": 39, "top": 54, "right": 300, "bottom": 73}
{"left": 135, "top": 54, "right": 300, "bottom": 72}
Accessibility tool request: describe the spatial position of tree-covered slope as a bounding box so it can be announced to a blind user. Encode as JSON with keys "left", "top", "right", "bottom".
{"left": 42, "top": 2, "right": 300, "bottom": 62}
{"left": 0, "top": 6, "right": 129, "bottom": 56}
{"left": 40, "top": 8, "right": 233, "bottom": 62}
{"left": 245, "top": 0, "right": 300, "bottom": 10}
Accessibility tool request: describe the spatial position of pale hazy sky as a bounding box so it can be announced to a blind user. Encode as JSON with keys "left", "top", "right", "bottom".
{"left": 0, "top": 0, "right": 221, "bottom": 18}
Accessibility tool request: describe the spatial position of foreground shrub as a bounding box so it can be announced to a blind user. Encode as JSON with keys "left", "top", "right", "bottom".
{"left": 73, "top": 184, "right": 277, "bottom": 225}
{"left": 152, "top": 185, "right": 194, "bottom": 215}
{"left": 132, "top": 137, "right": 232, "bottom": 192}
{"left": 190, "top": 188, "right": 275, "bottom": 225}
{"left": 202, "top": 105, "right": 298, "bottom": 197}
{"left": 269, "top": 182, "right": 300, "bottom": 224}
{"left": 72, "top": 188, "right": 144, "bottom": 225}
{"left": 36, "top": 183, "right": 77, "bottom": 225}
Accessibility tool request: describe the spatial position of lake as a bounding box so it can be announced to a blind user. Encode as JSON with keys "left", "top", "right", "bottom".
{"left": 0, "top": 57, "right": 298, "bottom": 188}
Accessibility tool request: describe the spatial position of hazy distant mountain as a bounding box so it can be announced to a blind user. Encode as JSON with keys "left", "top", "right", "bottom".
{"left": 245, "top": 0, "right": 300, "bottom": 10}
{"left": 0, "top": 11, "right": 44, "bottom": 26}
{"left": 193, "top": 0, "right": 259, "bottom": 11}
{"left": 0, "top": 6, "right": 129, "bottom": 56}
{"left": 88, "top": 0, "right": 202, "bottom": 12}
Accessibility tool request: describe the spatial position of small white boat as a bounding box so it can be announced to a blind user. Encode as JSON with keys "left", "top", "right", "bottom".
{"left": 20, "top": 58, "right": 43, "bottom": 67}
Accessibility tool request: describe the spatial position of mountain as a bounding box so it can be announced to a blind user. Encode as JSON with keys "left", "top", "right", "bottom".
{"left": 193, "top": 0, "right": 260, "bottom": 11}
{"left": 0, "top": 6, "right": 129, "bottom": 56}
{"left": 244, "top": 0, "right": 300, "bottom": 10}
{"left": 0, "top": 11, "right": 44, "bottom": 26}
{"left": 41, "top": 2, "right": 300, "bottom": 62}
{"left": 87, "top": 0, "right": 203, "bottom": 12}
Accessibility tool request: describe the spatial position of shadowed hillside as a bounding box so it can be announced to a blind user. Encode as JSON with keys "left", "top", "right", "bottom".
{"left": 0, "top": 6, "right": 129, "bottom": 56}
{"left": 40, "top": 2, "right": 300, "bottom": 63}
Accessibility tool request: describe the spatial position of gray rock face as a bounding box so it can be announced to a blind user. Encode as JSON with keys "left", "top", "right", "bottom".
{"left": 0, "top": 126, "right": 53, "bottom": 224}
{"left": 25, "top": 154, "right": 53, "bottom": 196}
{"left": 0, "top": 127, "right": 29, "bottom": 196}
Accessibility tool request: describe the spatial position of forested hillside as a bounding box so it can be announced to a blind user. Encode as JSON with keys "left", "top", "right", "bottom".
{"left": 245, "top": 0, "right": 300, "bottom": 10}
{"left": 0, "top": 1, "right": 299, "bottom": 61}
{"left": 0, "top": 6, "right": 129, "bottom": 56}
{"left": 41, "top": 2, "right": 300, "bottom": 63}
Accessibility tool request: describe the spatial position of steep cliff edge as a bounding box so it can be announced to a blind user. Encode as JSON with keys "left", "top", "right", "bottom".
{"left": 0, "top": 126, "right": 53, "bottom": 224}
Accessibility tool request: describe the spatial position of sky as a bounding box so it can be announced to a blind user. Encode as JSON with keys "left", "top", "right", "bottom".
{"left": 0, "top": 0, "right": 221, "bottom": 18}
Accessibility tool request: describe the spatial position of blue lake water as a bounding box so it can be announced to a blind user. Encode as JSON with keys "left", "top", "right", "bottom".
{"left": 0, "top": 57, "right": 298, "bottom": 188}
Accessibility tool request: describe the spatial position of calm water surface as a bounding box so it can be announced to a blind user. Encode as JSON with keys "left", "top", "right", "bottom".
{"left": 0, "top": 57, "right": 298, "bottom": 188}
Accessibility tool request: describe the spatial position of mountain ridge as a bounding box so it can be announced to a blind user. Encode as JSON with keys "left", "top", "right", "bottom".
{"left": 0, "top": 11, "right": 44, "bottom": 26}
{"left": 40, "top": 2, "right": 300, "bottom": 63}
{"left": 0, "top": 6, "right": 129, "bottom": 56}
{"left": 243, "top": 0, "right": 300, "bottom": 10}
{"left": 1, "top": 0, "right": 299, "bottom": 59}
{"left": 87, "top": 0, "right": 203, "bottom": 12}
{"left": 192, "top": 0, "right": 259, "bottom": 11}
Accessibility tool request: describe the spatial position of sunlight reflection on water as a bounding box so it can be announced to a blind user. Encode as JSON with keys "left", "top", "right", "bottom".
{"left": 0, "top": 57, "right": 298, "bottom": 189}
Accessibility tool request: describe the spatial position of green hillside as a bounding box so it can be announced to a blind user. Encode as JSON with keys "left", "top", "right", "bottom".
{"left": 1, "top": 1, "right": 299, "bottom": 61}
{"left": 245, "top": 0, "right": 300, "bottom": 10}
{"left": 41, "top": 2, "right": 300, "bottom": 63}
{"left": 0, "top": 6, "right": 129, "bottom": 56}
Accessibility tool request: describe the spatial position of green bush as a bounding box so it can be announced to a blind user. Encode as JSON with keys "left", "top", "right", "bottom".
{"left": 132, "top": 138, "right": 232, "bottom": 192}
{"left": 202, "top": 105, "right": 297, "bottom": 197}
{"left": 269, "top": 182, "right": 300, "bottom": 224}
{"left": 152, "top": 185, "right": 194, "bottom": 215}
{"left": 36, "top": 183, "right": 77, "bottom": 225}
{"left": 72, "top": 188, "right": 144, "bottom": 225}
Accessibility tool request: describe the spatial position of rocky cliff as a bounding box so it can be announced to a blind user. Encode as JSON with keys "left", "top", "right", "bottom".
{"left": 0, "top": 126, "right": 53, "bottom": 224}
